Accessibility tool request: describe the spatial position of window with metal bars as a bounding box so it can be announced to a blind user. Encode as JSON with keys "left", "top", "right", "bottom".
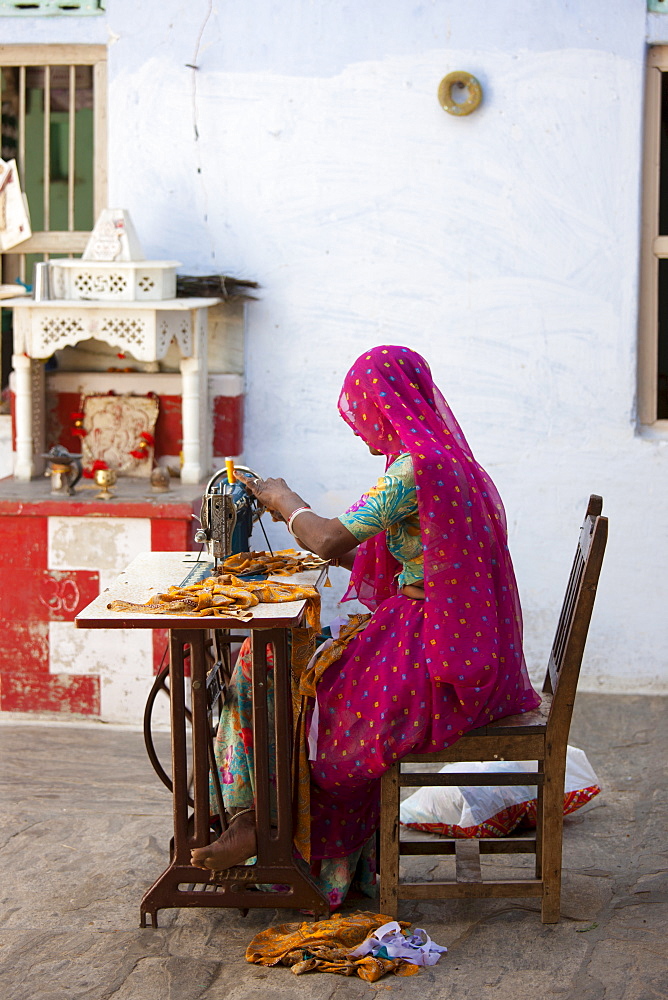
{"left": 0, "top": 1, "right": 104, "bottom": 14}
{"left": 640, "top": 48, "right": 668, "bottom": 424}
{"left": 0, "top": 44, "right": 107, "bottom": 387}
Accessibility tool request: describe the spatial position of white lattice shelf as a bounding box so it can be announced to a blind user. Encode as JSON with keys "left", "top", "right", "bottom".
{"left": 6, "top": 296, "right": 221, "bottom": 484}
{"left": 50, "top": 260, "right": 179, "bottom": 302}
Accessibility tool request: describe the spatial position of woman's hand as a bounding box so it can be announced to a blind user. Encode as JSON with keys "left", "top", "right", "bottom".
{"left": 235, "top": 470, "right": 358, "bottom": 561}
{"left": 235, "top": 472, "right": 305, "bottom": 522}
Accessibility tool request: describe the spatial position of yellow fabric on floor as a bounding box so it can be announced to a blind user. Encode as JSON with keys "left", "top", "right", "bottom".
{"left": 246, "top": 912, "right": 420, "bottom": 982}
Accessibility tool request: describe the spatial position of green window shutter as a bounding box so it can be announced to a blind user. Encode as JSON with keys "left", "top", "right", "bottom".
{"left": 649, "top": 0, "right": 668, "bottom": 12}
{"left": 0, "top": 0, "right": 105, "bottom": 14}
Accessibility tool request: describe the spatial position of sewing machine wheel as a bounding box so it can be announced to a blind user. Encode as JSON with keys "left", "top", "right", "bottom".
{"left": 142, "top": 630, "right": 240, "bottom": 807}
{"left": 143, "top": 646, "right": 196, "bottom": 805}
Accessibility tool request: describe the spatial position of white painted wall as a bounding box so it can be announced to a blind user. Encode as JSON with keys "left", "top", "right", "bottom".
{"left": 2, "top": 1, "right": 666, "bottom": 697}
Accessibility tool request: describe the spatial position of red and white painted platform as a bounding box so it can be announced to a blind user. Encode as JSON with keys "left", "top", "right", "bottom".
{"left": 0, "top": 476, "right": 204, "bottom": 724}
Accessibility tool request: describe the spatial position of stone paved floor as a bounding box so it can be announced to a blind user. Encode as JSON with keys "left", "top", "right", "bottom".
{"left": 0, "top": 693, "right": 666, "bottom": 1000}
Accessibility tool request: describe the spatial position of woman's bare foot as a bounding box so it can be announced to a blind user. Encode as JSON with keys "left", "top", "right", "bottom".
{"left": 190, "top": 810, "right": 257, "bottom": 871}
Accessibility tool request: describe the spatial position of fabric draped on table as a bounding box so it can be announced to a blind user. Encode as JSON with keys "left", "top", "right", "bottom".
{"left": 108, "top": 575, "right": 322, "bottom": 622}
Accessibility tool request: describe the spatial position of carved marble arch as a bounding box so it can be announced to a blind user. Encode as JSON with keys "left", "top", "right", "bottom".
{"left": 156, "top": 315, "right": 193, "bottom": 358}
{"left": 96, "top": 316, "right": 152, "bottom": 360}
{"left": 33, "top": 314, "right": 89, "bottom": 358}
{"left": 25, "top": 309, "right": 194, "bottom": 363}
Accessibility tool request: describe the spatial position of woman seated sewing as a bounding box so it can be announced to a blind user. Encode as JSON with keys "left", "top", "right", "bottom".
{"left": 191, "top": 345, "right": 540, "bottom": 907}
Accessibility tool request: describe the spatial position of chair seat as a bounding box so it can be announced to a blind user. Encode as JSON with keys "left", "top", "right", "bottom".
{"left": 482, "top": 696, "right": 552, "bottom": 734}
{"left": 402, "top": 695, "right": 552, "bottom": 765}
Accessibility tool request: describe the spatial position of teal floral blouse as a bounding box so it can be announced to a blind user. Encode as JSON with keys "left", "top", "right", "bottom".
{"left": 337, "top": 452, "right": 423, "bottom": 587}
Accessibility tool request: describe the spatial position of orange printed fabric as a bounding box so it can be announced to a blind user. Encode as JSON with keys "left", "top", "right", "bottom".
{"left": 246, "top": 911, "right": 419, "bottom": 982}
{"left": 406, "top": 802, "right": 528, "bottom": 839}
{"left": 521, "top": 785, "right": 601, "bottom": 828}
{"left": 298, "top": 613, "right": 371, "bottom": 700}
{"left": 290, "top": 613, "right": 371, "bottom": 863}
{"left": 404, "top": 786, "right": 602, "bottom": 839}
{"left": 108, "top": 575, "right": 321, "bottom": 622}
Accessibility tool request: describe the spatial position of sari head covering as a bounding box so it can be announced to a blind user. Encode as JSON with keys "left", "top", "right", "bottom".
{"left": 337, "top": 345, "right": 536, "bottom": 705}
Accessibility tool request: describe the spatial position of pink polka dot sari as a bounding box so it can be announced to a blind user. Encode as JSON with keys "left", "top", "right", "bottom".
{"left": 307, "top": 345, "right": 540, "bottom": 861}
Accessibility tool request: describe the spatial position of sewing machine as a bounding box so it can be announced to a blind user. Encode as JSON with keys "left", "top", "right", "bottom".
{"left": 77, "top": 462, "right": 330, "bottom": 925}
{"left": 194, "top": 461, "right": 265, "bottom": 568}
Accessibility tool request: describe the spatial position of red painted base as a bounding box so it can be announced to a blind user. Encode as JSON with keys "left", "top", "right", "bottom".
{"left": 0, "top": 480, "right": 204, "bottom": 716}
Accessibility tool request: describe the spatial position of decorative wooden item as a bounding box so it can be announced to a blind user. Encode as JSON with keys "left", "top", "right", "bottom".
{"left": 81, "top": 393, "right": 159, "bottom": 477}
{"left": 83, "top": 208, "right": 144, "bottom": 261}
{"left": 0, "top": 158, "right": 31, "bottom": 251}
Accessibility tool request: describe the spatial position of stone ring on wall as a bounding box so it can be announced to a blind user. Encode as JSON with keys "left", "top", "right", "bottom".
{"left": 438, "top": 72, "right": 482, "bottom": 116}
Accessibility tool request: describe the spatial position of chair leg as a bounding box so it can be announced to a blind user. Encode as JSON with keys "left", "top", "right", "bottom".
{"left": 534, "top": 762, "right": 544, "bottom": 880}
{"left": 379, "top": 764, "right": 400, "bottom": 919}
{"left": 540, "top": 747, "right": 567, "bottom": 923}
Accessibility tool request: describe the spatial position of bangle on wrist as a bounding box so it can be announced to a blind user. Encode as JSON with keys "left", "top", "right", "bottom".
{"left": 287, "top": 506, "right": 311, "bottom": 536}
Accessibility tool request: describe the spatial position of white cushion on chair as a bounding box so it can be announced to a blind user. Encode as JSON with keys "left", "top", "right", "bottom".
{"left": 399, "top": 746, "right": 600, "bottom": 837}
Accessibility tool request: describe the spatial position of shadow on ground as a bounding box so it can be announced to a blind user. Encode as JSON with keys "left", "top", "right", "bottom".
{"left": 0, "top": 693, "right": 666, "bottom": 1000}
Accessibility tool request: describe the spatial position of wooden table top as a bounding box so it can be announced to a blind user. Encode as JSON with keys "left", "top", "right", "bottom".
{"left": 75, "top": 551, "right": 324, "bottom": 631}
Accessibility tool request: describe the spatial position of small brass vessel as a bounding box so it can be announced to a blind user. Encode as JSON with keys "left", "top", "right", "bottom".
{"left": 94, "top": 467, "right": 117, "bottom": 500}
{"left": 150, "top": 466, "right": 170, "bottom": 492}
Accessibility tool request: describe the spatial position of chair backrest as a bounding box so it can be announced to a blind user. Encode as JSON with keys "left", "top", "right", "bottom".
{"left": 543, "top": 495, "right": 608, "bottom": 733}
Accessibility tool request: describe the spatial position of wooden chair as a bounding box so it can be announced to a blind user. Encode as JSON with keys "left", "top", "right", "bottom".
{"left": 379, "top": 494, "right": 608, "bottom": 923}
